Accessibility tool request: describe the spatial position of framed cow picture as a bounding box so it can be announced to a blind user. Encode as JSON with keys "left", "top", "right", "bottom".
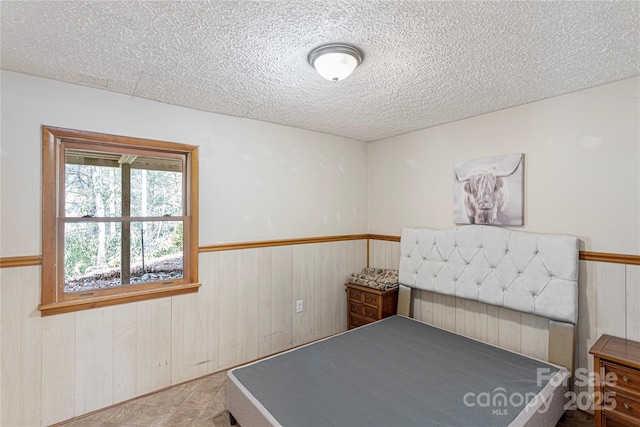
{"left": 453, "top": 153, "right": 524, "bottom": 225}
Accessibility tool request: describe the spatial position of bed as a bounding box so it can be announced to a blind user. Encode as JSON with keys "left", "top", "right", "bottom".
{"left": 227, "top": 225, "right": 579, "bottom": 426}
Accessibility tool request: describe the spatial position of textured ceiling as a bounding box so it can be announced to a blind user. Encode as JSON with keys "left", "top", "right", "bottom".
{"left": 1, "top": 1, "right": 639, "bottom": 142}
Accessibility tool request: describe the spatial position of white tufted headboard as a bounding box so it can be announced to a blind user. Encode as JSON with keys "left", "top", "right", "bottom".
{"left": 399, "top": 225, "right": 579, "bottom": 324}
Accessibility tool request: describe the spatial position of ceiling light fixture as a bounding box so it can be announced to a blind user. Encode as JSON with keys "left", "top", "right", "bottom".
{"left": 308, "top": 43, "right": 363, "bottom": 82}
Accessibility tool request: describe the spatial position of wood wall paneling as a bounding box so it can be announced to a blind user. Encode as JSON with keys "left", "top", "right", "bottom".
{"left": 41, "top": 312, "right": 76, "bottom": 426}
{"left": 627, "top": 265, "right": 640, "bottom": 342}
{"left": 461, "top": 299, "right": 489, "bottom": 342}
{"left": 369, "top": 240, "right": 384, "bottom": 268}
{"left": 576, "top": 260, "right": 597, "bottom": 410}
{"left": 497, "top": 308, "right": 522, "bottom": 353}
{"left": 520, "top": 313, "right": 549, "bottom": 361}
{"left": 454, "top": 297, "right": 467, "bottom": 335}
{"left": 486, "top": 305, "right": 501, "bottom": 347}
{"left": 368, "top": 239, "right": 399, "bottom": 270}
{"left": 332, "top": 242, "right": 351, "bottom": 338}
{"left": 75, "top": 307, "right": 114, "bottom": 416}
{"left": 217, "top": 250, "right": 239, "bottom": 369}
{"left": 170, "top": 280, "right": 216, "bottom": 385}
{"left": 169, "top": 294, "right": 187, "bottom": 383}
{"left": 136, "top": 298, "right": 172, "bottom": 396}
{"left": 415, "top": 290, "right": 434, "bottom": 325}
{"left": 439, "top": 295, "right": 457, "bottom": 332}
{"left": 271, "top": 246, "right": 293, "bottom": 356}
{"left": 113, "top": 304, "right": 137, "bottom": 403}
{"left": 430, "top": 293, "right": 443, "bottom": 329}
{"left": 135, "top": 300, "right": 153, "bottom": 396}
{"left": 0, "top": 267, "right": 42, "bottom": 427}
{"left": 151, "top": 298, "right": 173, "bottom": 392}
{"left": 320, "top": 243, "right": 335, "bottom": 338}
{"left": 354, "top": 240, "right": 368, "bottom": 276}
{"left": 238, "top": 249, "right": 260, "bottom": 363}
{"left": 202, "top": 251, "right": 221, "bottom": 375}
{"left": 292, "top": 244, "right": 316, "bottom": 347}
{"left": 389, "top": 241, "right": 401, "bottom": 271}
{"left": 595, "top": 262, "right": 626, "bottom": 339}
{"left": 256, "top": 248, "right": 274, "bottom": 358}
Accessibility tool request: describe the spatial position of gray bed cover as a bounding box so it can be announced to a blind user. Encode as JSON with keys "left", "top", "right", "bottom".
{"left": 231, "top": 316, "right": 561, "bottom": 427}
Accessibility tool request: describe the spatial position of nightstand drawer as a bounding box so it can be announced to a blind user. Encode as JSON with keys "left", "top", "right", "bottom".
{"left": 603, "top": 415, "right": 634, "bottom": 427}
{"left": 605, "top": 363, "right": 640, "bottom": 395}
{"left": 349, "top": 301, "right": 364, "bottom": 316}
{"left": 364, "top": 305, "right": 378, "bottom": 320}
{"left": 605, "top": 390, "right": 640, "bottom": 421}
{"left": 349, "top": 288, "right": 364, "bottom": 303}
{"left": 363, "top": 293, "right": 378, "bottom": 308}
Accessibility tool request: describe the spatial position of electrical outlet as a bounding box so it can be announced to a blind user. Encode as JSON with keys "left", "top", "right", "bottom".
{"left": 296, "top": 299, "right": 303, "bottom": 313}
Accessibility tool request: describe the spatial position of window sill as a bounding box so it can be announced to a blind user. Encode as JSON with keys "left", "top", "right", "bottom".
{"left": 38, "top": 282, "right": 201, "bottom": 316}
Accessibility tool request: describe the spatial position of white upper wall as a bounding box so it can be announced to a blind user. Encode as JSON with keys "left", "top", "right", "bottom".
{"left": 368, "top": 77, "right": 640, "bottom": 254}
{"left": 2, "top": 71, "right": 638, "bottom": 256}
{"left": 0, "top": 71, "right": 368, "bottom": 256}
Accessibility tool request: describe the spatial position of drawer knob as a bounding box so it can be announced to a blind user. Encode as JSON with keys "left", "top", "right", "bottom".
{"left": 623, "top": 403, "right": 630, "bottom": 410}
{"left": 622, "top": 375, "right": 630, "bottom": 382}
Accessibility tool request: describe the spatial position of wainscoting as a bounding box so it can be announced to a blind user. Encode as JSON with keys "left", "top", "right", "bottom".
{"left": 2, "top": 235, "right": 636, "bottom": 424}
{"left": 368, "top": 238, "right": 640, "bottom": 413}
{"left": 0, "top": 239, "right": 367, "bottom": 426}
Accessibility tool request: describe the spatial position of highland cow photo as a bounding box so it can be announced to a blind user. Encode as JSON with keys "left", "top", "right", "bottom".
{"left": 453, "top": 153, "right": 524, "bottom": 225}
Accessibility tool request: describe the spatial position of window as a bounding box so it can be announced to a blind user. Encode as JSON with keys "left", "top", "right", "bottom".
{"left": 40, "top": 126, "right": 199, "bottom": 315}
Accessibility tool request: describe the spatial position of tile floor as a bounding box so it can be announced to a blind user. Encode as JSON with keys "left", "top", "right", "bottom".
{"left": 57, "top": 370, "right": 593, "bottom": 427}
{"left": 57, "top": 371, "right": 232, "bottom": 427}
{"left": 557, "top": 410, "right": 595, "bottom": 427}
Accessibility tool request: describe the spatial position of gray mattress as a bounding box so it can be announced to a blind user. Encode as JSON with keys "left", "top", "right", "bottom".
{"left": 228, "top": 316, "right": 567, "bottom": 427}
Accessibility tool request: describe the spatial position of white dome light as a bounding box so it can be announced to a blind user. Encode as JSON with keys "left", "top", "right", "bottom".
{"left": 308, "top": 44, "right": 363, "bottom": 82}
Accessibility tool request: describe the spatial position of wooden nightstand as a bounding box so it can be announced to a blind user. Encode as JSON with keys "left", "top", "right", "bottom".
{"left": 589, "top": 334, "right": 640, "bottom": 427}
{"left": 346, "top": 283, "right": 398, "bottom": 329}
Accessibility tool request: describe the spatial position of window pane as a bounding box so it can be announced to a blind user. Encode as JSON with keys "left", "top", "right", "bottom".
{"left": 65, "top": 162, "right": 122, "bottom": 218}
{"left": 65, "top": 149, "right": 183, "bottom": 219}
{"left": 64, "top": 222, "right": 122, "bottom": 292}
{"left": 129, "top": 221, "right": 184, "bottom": 284}
{"left": 131, "top": 167, "right": 183, "bottom": 217}
{"left": 64, "top": 220, "right": 184, "bottom": 292}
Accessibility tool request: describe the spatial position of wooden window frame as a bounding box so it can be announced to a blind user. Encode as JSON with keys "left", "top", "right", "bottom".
{"left": 40, "top": 126, "right": 200, "bottom": 316}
